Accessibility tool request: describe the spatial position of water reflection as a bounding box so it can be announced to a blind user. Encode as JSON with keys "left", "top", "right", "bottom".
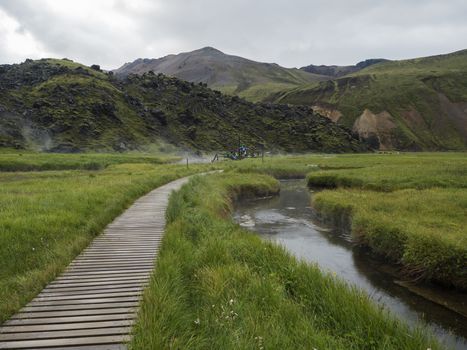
{"left": 233, "top": 179, "right": 467, "bottom": 350}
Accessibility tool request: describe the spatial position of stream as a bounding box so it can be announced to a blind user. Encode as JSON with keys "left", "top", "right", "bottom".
{"left": 233, "top": 179, "right": 467, "bottom": 350}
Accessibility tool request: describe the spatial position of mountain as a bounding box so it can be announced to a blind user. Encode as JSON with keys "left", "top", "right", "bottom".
{"left": 300, "top": 59, "right": 390, "bottom": 78}
{"left": 270, "top": 49, "right": 467, "bottom": 150}
{"left": 114, "top": 47, "right": 329, "bottom": 102}
{"left": 0, "top": 59, "right": 366, "bottom": 153}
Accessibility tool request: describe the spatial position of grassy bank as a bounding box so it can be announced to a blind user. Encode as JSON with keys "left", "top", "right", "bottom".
{"left": 229, "top": 152, "right": 467, "bottom": 182}
{"left": 313, "top": 188, "right": 467, "bottom": 289}
{"left": 0, "top": 152, "right": 179, "bottom": 172}
{"left": 306, "top": 155, "right": 467, "bottom": 191}
{"left": 0, "top": 159, "right": 217, "bottom": 323}
{"left": 306, "top": 154, "right": 467, "bottom": 289}
{"left": 130, "top": 173, "right": 439, "bottom": 349}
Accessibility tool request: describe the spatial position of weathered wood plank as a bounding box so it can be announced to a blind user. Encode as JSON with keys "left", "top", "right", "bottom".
{"left": 21, "top": 302, "right": 138, "bottom": 313}
{"left": 0, "top": 320, "right": 134, "bottom": 334}
{"left": 65, "top": 266, "right": 154, "bottom": 273}
{"left": 27, "top": 296, "right": 140, "bottom": 307}
{"left": 38, "top": 287, "right": 143, "bottom": 298}
{"left": 34, "top": 291, "right": 143, "bottom": 302}
{"left": 36, "top": 345, "right": 127, "bottom": 350}
{"left": 42, "top": 282, "right": 147, "bottom": 293}
{"left": 4, "top": 313, "right": 136, "bottom": 326}
{"left": 0, "top": 327, "right": 131, "bottom": 341}
{"left": 0, "top": 335, "right": 131, "bottom": 349}
{"left": 12, "top": 307, "right": 136, "bottom": 319}
{"left": 60, "top": 269, "right": 153, "bottom": 276}
{"left": 50, "top": 276, "right": 149, "bottom": 285}
{"left": 54, "top": 274, "right": 151, "bottom": 282}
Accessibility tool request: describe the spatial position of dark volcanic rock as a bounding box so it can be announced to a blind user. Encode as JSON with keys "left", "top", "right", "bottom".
{"left": 0, "top": 59, "right": 368, "bottom": 152}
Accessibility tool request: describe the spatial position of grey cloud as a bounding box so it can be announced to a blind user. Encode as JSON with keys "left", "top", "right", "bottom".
{"left": 0, "top": 0, "right": 466, "bottom": 69}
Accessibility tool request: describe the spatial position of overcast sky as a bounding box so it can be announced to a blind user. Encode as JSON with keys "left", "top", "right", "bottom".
{"left": 0, "top": 0, "right": 466, "bottom": 70}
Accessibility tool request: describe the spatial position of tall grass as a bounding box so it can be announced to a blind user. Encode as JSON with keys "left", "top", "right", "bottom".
{"left": 230, "top": 152, "right": 467, "bottom": 183}
{"left": 0, "top": 152, "right": 178, "bottom": 172}
{"left": 306, "top": 153, "right": 467, "bottom": 289}
{"left": 0, "top": 161, "right": 217, "bottom": 322}
{"left": 313, "top": 188, "right": 467, "bottom": 289}
{"left": 307, "top": 160, "right": 467, "bottom": 190}
{"left": 130, "top": 173, "right": 439, "bottom": 349}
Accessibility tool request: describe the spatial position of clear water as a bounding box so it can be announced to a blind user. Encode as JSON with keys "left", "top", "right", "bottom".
{"left": 234, "top": 179, "right": 467, "bottom": 350}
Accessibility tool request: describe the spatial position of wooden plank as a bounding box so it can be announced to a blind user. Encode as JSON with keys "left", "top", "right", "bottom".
{"left": 84, "top": 243, "right": 160, "bottom": 247}
{"left": 68, "top": 262, "right": 155, "bottom": 268}
{"left": 87, "top": 241, "right": 161, "bottom": 244}
{"left": 42, "top": 282, "right": 147, "bottom": 293}
{"left": 91, "top": 236, "right": 162, "bottom": 239}
{"left": 80, "top": 246, "right": 160, "bottom": 251}
{"left": 50, "top": 276, "right": 149, "bottom": 285}
{"left": 70, "top": 261, "right": 154, "bottom": 266}
{"left": 34, "top": 291, "right": 143, "bottom": 302}
{"left": 72, "top": 257, "right": 155, "bottom": 262}
{"left": 81, "top": 245, "right": 157, "bottom": 249}
{"left": 72, "top": 257, "right": 155, "bottom": 261}
{"left": 54, "top": 274, "right": 151, "bottom": 282}
{"left": 0, "top": 327, "right": 131, "bottom": 341}
{"left": 53, "top": 276, "right": 149, "bottom": 284}
{"left": 46, "top": 281, "right": 148, "bottom": 290}
{"left": 81, "top": 248, "right": 156, "bottom": 252}
{"left": 38, "top": 287, "right": 144, "bottom": 297}
{"left": 2, "top": 345, "right": 127, "bottom": 350}
{"left": 4, "top": 313, "right": 136, "bottom": 326}
{"left": 66, "top": 266, "right": 154, "bottom": 273}
{"left": 77, "top": 252, "right": 156, "bottom": 256}
{"left": 28, "top": 296, "right": 140, "bottom": 307}
{"left": 74, "top": 255, "right": 156, "bottom": 259}
{"left": 75, "top": 253, "right": 156, "bottom": 257}
{"left": 58, "top": 273, "right": 150, "bottom": 280}
{"left": 70, "top": 260, "right": 155, "bottom": 265}
{"left": 12, "top": 307, "right": 136, "bottom": 319}
{"left": 0, "top": 335, "right": 130, "bottom": 349}
{"left": 21, "top": 302, "right": 138, "bottom": 313}
{"left": 98, "top": 229, "right": 163, "bottom": 233}
{"left": 0, "top": 320, "right": 135, "bottom": 334}
{"left": 60, "top": 269, "right": 153, "bottom": 276}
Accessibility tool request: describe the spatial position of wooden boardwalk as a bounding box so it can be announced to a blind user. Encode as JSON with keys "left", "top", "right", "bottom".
{"left": 0, "top": 176, "right": 191, "bottom": 349}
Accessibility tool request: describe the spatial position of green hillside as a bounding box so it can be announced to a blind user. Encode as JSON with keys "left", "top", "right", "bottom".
{"left": 270, "top": 50, "right": 467, "bottom": 150}
{"left": 0, "top": 59, "right": 365, "bottom": 153}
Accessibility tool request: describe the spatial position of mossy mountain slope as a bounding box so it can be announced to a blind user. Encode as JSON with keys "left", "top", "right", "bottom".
{"left": 271, "top": 49, "right": 467, "bottom": 150}
{"left": 114, "top": 47, "right": 329, "bottom": 102}
{"left": 0, "top": 59, "right": 366, "bottom": 152}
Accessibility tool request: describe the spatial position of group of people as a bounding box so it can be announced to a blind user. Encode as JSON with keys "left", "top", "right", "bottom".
{"left": 224, "top": 145, "right": 260, "bottom": 160}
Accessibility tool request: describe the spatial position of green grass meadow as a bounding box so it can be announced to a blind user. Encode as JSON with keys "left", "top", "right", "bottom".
{"left": 130, "top": 173, "right": 439, "bottom": 349}
{"left": 307, "top": 153, "right": 467, "bottom": 289}
{"left": 0, "top": 151, "right": 179, "bottom": 172}
{"left": 0, "top": 153, "right": 219, "bottom": 323}
{"left": 0, "top": 151, "right": 464, "bottom": 348}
